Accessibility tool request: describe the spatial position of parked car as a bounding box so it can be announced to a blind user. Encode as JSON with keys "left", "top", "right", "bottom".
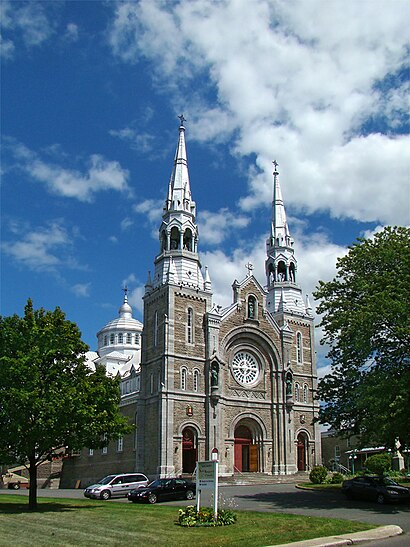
{"left": 83, "top": 473, "right": 149, "bottom": 500}
{"left": 128, "top": 478, "right": 196, "bottom": 504}
{"left": 342, "top": 475, "right": 410, "bottom": 504}
{"left": 1, "top": 472, "right": 29, "bottom": 490}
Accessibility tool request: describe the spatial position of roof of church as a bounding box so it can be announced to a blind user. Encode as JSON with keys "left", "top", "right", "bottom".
{"left": 97, "top": 290, "right": 143, "bottom": 335}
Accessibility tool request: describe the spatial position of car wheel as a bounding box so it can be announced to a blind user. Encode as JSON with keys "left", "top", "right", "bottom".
{"left": 100, "top": 490, "right": 111, "bottom": 500}
{"left": 376, "top": 494, "right": 385, "bottom": 505}
{"left": 186, "top": 490, "right": 194, "bottom": 500}
{"left": 148, "top": 493, "right": 157, "bottom": 504}
{"left": 11, "top": 483, "right": 20, "bottom": 490}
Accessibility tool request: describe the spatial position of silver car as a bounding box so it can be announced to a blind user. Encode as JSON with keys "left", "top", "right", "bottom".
{"left": 83, "top": 473, "right": 149, "bottom": 500}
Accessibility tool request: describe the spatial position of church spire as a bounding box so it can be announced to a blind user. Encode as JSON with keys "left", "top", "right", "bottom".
{"left": 165, "top": 115, "right": 195, "bottom": 217}
{"left": 270, "top": 161, "right": 293, "bottom": 250}
{"left": 265, "top": 163, "right": 308, "bottom": 316}
{"left": 149, "top": 117, "right": 209, "bottom": 292}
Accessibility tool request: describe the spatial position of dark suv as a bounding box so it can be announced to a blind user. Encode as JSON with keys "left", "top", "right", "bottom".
{"left": 84, "top": 473, "right": 149, "bottom": 500}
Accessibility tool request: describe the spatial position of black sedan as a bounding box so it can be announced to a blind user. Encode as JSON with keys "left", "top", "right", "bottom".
{"left": 128, "top": 478, "right": 196, "bottom": 504}
{"left": 342, "top": 475, "right": 410, "bottom": 504}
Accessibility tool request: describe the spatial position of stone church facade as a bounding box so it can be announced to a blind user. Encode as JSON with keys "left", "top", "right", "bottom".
{"left": 61, "top": 120, "right": 321, "bottom": 487}
{"left": 136, "top": 120, "right": 321, "bottom": 477}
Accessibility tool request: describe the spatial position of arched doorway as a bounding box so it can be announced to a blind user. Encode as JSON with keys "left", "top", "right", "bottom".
{"left": 234, "top": 424, "right": 259, "bottom": 472}
{"left": 182, "top": 427, "right": 197, "bottom": 473}
{"left": 297, "top": 432, "right": 308, "bottom": 471}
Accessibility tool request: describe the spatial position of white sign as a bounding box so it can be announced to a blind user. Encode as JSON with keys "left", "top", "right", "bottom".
{"left": 196, "top": 460, "right": 219, "bottom": 521}
{"left": 197, "top": 461, "right": 215, "bottom": 489}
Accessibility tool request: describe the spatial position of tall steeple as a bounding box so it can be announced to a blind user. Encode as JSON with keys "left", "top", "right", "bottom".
{"left": 148, "top": 117, "right": 208, "bottom": 292}
{"left": 265, "top": 163, "right": 310, "bottom": 317}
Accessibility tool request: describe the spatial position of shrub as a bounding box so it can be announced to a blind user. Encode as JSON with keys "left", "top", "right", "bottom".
{"left": 365, "top": 453, "right": 392, "bottom": 476}
{"left": 309, "top": 466, "right": 328, "bottom": 484}
{"left": 178, "top": 505, "right": 237, "bottom": 527}
{"left": 329, "top": 472, "right": 344, "bottom": 484}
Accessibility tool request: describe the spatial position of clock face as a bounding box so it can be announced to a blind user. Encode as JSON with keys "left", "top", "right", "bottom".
{"left": 232, "top": 351, "right": 260, "bottom": 386}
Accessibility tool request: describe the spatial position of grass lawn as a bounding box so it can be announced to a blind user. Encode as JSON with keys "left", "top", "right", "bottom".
{"left": 0, "top": 495, "right": 374, "bottom": 547}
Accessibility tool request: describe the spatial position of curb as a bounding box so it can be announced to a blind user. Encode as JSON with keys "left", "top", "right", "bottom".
{"left": 269, "top": 524, "right": 403, "bottom": 546}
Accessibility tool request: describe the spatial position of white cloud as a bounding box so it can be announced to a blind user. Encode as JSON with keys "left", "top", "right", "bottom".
{"left": 108, "top": 0, "right": 410, "bottom": 226}
{"left": 71, "top": 283, "right": 90, "bottom": 297}
{"left": 134, "top": 198, "right": 164, "bottom": 229}
{"left": 64, "top": 23, "right": 79, "bottom": 42}
{"left": 5, "top": 139, "right": 131, "bottom": 202}
{"left": 198, "top": 208, "right": 250, "bottom": 245}
{"left": 0, "top": 0, "right": 56, "bottom": 58}
{"left": 1, "top": 221, "right": 71, "bottom": 272}
{"left": 128, "top": 285, "right": 145, "bottom": 315}
{"left": 121, "top": 217, "right": 134, "bottom": 231}
{"left": 110, "top": 127, "right": 156, "bottom": 154}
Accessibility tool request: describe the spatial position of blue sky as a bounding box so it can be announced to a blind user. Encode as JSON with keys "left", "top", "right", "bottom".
{"left": 1, "top": 0, "right": 409, "bottom": 372}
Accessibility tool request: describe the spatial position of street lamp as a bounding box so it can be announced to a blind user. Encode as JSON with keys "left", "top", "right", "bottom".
{"left": 348, "top": 450, "right": 358, "bottom": 475}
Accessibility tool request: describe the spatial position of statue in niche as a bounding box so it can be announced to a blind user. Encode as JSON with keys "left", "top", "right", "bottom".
{"left": 211, "top": 362, "right": 219, "bottom": 387}
{"left": 248, "top": 298, "right": 255, "bottom": 319}
{"left": 286, "top": 373, "right": 293, "bottom": 397}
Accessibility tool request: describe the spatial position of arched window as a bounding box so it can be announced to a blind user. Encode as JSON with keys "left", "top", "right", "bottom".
{"left": 289, "top": 262, "right": 296, "bottom": 282}
{"left": 104, "top": 335, "right": 108, "bottom": 346}
{"left": 110, "top": 333, "right": 115, "bottom": 345}
{"left": 170, "top": 226, "right": 180, "bottom": 250}
{"left": 295, "top": 382, "right": 300, "bottom": 402}
{"left": 127, "top": 332, "right": 132, "bottom": 344}
{"left": 247, "top": 295, "right": 257, "bottom": 319}
{"left": 150, "top": 373, "right": 154, "bottom": 394}
{"left": 135, "top": 333, "right": 140, "bottom": 345}
{"left": 303, "top": 384, "right": 308, "bottom": 403}
{"left": 268, "top": 263, "right": 275, "bottom": 283}
{"left": 296, "top": 332, "right": 303, "bottom": 363}
{"left": 193, "top": 369, "right": 199, "bottom": 392}
{"left": 154, "top": 311, "right": 158, "bottom": 347}
{"left": 277, "top": 261, "right": 287, "bottom": 281}
{"left": 161, "top": 230, "right": 167, "bottom": 252}
{"left": 181, "top": 367, "right": 187, "bottom": 390}
{"left": 183, "top": 228, "right": 193, "bottom": 251}
{"left": 118, "top": 333, "right": 123, "bottom": 344}
{"left": 187, "top": 307, "right": 193, "bottom": 343}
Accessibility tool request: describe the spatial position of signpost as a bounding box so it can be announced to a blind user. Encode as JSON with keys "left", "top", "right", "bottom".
{"left": 196, "top": 450, "right": 219, "bottom": 522}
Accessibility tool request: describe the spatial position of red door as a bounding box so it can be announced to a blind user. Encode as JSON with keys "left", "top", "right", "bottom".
{"left": 182, "top": 428, "right": 197, "bottom": 473}
{"left": 297, "top": 434, "right": 306, "bottom": 471}
{"left": 234, "top": 425, "right": 254, "bottom": 472}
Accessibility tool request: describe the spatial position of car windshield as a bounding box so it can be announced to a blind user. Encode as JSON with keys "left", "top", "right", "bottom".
{"left": 380, "top": 477, "right": 398, "bottom": 486}
{"left": 97, "top": 475, "right": 116, "bottom": 485}
{"left": 148, "top": 480, "right": 162, "bottom": 488}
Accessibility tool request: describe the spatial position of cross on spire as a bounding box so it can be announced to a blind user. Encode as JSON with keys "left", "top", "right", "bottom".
{"left": 273, "top": 160, "right": 279, "bottom": 174}
{"left": 122, "top": 285, "right": 128, "bottom": 300}
{"left": 245, "top": 262, "right": 254, "bottom": 276}
{"left": 178, "top": 114, "right": 186, "bottom": 126}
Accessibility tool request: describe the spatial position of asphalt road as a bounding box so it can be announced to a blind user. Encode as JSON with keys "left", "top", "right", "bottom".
{"left": 2, "top": 483, "right": 409, "bottom": 545}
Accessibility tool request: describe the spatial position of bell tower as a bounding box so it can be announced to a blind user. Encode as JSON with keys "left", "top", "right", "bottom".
{"left": 265, "top": 162, "right": 311, "bottom": 319}
{"left": 138, "top": 118, "right": 213, "bottom": 477}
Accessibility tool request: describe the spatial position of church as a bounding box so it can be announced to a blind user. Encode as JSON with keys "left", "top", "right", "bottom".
{"left": 61, "top": 119, "right": 321, "bottom": 486}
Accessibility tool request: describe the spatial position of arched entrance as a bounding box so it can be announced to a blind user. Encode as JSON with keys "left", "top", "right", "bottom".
{"left": 297, "top": 432, "right": 308, "bottom": 471}
{"left": 182, "top": 427, "right": 197, "bottom": 473}
{"left": 234, "top": 424, "right": 259, "bottom": 472}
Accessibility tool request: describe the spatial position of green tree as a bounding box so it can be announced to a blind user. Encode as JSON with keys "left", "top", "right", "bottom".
{"left": 0, "top": 299, "right": 133, "bottom": 510}
{"left": 314, "top": 226, "right": 410, "bottom": 450}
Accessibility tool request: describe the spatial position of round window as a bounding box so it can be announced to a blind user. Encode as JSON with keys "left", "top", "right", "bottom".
{"left": 231, "top": 351, "right": 260, "bottom": 386}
